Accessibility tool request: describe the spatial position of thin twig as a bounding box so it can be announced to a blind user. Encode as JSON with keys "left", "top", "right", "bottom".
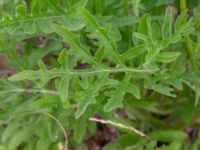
{"left": 180, "top": 0, "right": 199, "bottom": 71}
{"left": 40, "top": 111, "right": 68, "bottom": 141}
{"left": 33, "top": 110, "right": 68, "bottom": 149}
{"left": 89, "top": 117, "right": 147, "bottom": 137}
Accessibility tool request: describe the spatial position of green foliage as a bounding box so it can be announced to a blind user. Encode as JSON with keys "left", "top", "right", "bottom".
{"left": 0, "top": 0, "right": 200, "bottom": 150}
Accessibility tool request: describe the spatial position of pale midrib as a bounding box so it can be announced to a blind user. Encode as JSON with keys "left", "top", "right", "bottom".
{"left": 0, "top": 13, "right": 164, "bottom": 28}
{"left": 28, "top": 67, "right": 152, "bottom": 76}
{"left": 0, "top": 88, "right": 59, "bottom": 95}
{"left": 25, "top": 67, "right": 152, "bottom": 78}
{"left": 0, "top": 14, "right": 65, "bottom": 27}
{"left": 67, "top": 67, "right": 153, "bottom": 75}
{"left": 5, "top": 67, "right": 153, "bottom": 95}
{"left": 45, "top": 67, "right": 153, "bottom": 77}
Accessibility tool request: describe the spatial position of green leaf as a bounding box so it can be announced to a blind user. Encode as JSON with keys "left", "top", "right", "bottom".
{"left": 133, "top": 32, "right": 149, "bottom": 42}
{"left": 79, "top": 7, "right": 123, "bottom": 65}
{"left": 162, "top": 8, "right": 175, "bottom": 39}
{"left": 9, "top": 69, "right": 61, "bottom": 86}
{"left": 58, "top": 48, "right": 69, "bottom": 70}
{"left": 45, "top": 0, "right": 64, "bottom": 14}
{"left": 107, "top": 24, "right": 121, "bottom": 42}
{"left": 125, "top": 83, "right": 141, "bottom": 99}
{"left": 24, "top": 21, "right": 37, "bottom": 34}
{"left": 117, "top": 133, "right": 140, "bottom": 147}
{"left": 79, "top": 75, "right": 89, "bottom": 89}
{"left": 7, "top": 127, "right": 32, "bottom": 150}
{"left": 58, "top": 12, "right": 85, "bottom": 31}
{"left": 175, "top": 10, "right": 188, "bottom": 32}
{"left": 182, "top": 100, "right": 196, "bottom": 124}
{"left": 47, "top": 121, "right": 59, "bottom": 142}
{"left": 16, "top": 5, "right": 27, "bottom": 17}
{"left": 95, "top": 45, "right": 105, "bottom": 63}
{"left": 0, "top": 39, "right": 23, "bottom": 70}
{"left": 36, "top": 135, "right": 51, "bottom": 150}
{"left": 111, "top": 16, "right": 140, "bottom": 28}
{"left": 31, "top": 0, "right": 41, "bottom": 15}
{"left": 9, "top": 70, "right": 40, "bottom": 81}
{"left": 58, "top": 76, "right": 70, "bottom": 107}
{"left": 155, "top": 52, "right": 181, "bottom": 63}
{"left": 74, "top": 117, "right": 87, "bottom": 143}
{"left": 0, "top": 1, "right": 84, "bottom": 35}
{"left": 75, "top": 74, "right": 118, "bottom": 118}
{"left": 146, "top": 79, "right": 176, "bottom": 97}
{"left": 137, "top": 14, "right": 152, "bottom": 38}
{"left": 55, "top": 24, "right": 101, "bottom": 67}
{"left": 149, "top": 130, "right": 187, "bottom": 142}
{"left": 159, "top": 141, "right": 182, "bottom": 150}
{"left": 121, "top": 44, "right": 146, "bottom": 61}
{"left": 104, "top": 74, "right": 140, "bottom": 111}
{"left": 132, "top": 0, "right": 141, "bottom": 17}
{"left": 1, "top": 122, "right": 19, "bottom": 143}
{"left": 175, "top": 10, "right": 194, "bottom": 35}
{"left": 170, "top": 79, "right": 183, "bottom": 90}
{"left": 39, "top": 19, "right": 55, "bottom": 34}
{"left": 32, "top": 96, "right": 60, "bottom": 109}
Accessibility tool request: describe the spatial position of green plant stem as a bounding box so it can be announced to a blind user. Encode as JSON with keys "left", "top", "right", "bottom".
{"left": 124, "top": 0, "right": 129, "bottom": 16}
{"left": 96, "top": 0, "right": 104, "bottom": 14}
{"left": 180, "top": 0, "right": 186, "bottom": 12}
{"left": 124, "top": 0, "right": 133, "bottom": 67}
{"left": 124, "top": 0, "right": 131, "bottom": 47}
{"left": 180, "top": 0, "right": 199, "bottom": 70}
{"left": 184, "top": 36, "right": 199, "bottom": 70}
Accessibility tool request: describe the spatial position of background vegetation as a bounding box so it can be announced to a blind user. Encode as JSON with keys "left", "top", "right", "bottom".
{"left": 0, "top": 0, "right": 200, "bottom": 149}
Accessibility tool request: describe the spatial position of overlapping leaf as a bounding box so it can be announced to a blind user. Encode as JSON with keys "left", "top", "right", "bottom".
{"left": 0, "top": 1, "right": 84, "bottom": 35}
